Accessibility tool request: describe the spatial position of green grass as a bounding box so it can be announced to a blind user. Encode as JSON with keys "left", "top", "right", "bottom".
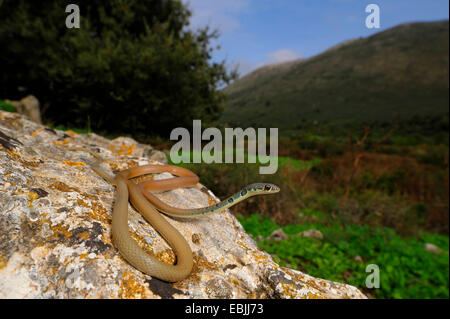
{"left": 51, "top": 125, "right": 90, "bottom": 134}
{"left": 0, "top": 99, "right": 16, "bottom": 112}
{"left": 278, "top": 156, "right": 322, "bottom": 170}
{"left": 166, "top": 150, "right": 322, "bottom": 171}
{"left": 238, "top": 213, "right": 449, "bottom": 299}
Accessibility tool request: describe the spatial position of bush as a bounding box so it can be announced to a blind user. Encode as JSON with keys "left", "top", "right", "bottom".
{"left": 0, "top": 100, "right": 16, "bottom": 112}
{"left": 0, "top": 0, "right": 237, "bottom": 136}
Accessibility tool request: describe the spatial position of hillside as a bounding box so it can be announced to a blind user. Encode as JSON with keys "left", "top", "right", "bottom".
{"left": 221, "top": 20, "right": 449, "bottom": 130}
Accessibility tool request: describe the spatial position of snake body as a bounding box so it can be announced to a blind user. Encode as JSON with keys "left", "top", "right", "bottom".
{"left": 66, "top": 147, "right": 280, "bottom": 282}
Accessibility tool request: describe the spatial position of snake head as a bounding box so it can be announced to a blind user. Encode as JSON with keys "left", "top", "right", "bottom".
{"left": 246, "top": 183, "right": 280, "bottom": 195}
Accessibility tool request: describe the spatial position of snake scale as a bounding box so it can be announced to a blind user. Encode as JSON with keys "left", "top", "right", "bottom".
{"left": 66, "top": 147, "right": 280, "bottom": 282}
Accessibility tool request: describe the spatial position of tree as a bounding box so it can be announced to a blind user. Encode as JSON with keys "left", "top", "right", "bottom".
{"left": 0, "top": 0, "right": 237, "bottom": 136}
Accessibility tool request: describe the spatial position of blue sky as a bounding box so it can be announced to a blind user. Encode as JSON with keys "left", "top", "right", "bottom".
{"left": 183, "top": 0, "right": 449, "bottom": 77}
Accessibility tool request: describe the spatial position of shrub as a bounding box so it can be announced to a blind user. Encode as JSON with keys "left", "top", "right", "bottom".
{"left": 0, "top": 100, "right": 16, "bottom": 112}
{"left": 0, "top": 0, "right": 237, "bottom": 136}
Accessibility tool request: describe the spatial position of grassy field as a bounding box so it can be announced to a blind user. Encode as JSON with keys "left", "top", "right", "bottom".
{"left": 159, "top": 122, "right": 449, "bottom": 299}
{"left": 238, "top": 214, "right": 448, "bottom": 299}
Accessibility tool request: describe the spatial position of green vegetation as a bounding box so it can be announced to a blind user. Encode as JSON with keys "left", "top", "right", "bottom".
{"left": 51, "top": 125, "right": 90, "bottom": 135}
{"left": 0, "top": 99, "right": 15, "bottom": 112}
{"left": 156, "top": 122, "right": 449, "bottom": 298}
{"left": 0, "top": 0, "right": 237, "bottom": 137}
{"left": 238, "top": 213, "right": 449, "bottom": 299}
{"left": 221, "top": 21, "right": 449, "bottom": 132}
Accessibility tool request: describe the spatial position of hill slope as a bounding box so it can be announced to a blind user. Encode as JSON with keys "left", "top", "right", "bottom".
{"left": 221, "top": 20, "right": 449, "bottom": 130}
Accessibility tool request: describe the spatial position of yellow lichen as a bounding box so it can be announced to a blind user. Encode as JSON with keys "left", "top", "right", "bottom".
{"left": 156, "top": 248, "right": 176, "bottom": 265}
{"left": 65, "top": 130, "right": 78, "bottom": 138}
{"left": 54, "top": 139, "right": 70, "bottom": 146}
{"left": 28, "top": 191, "right": 40, "bottom": 206}
{"left": 125, "top": 144, "right": 135, "bottom": 156}
{"left": 236, "top": 240, "right": 250, "bottom": 250}
{"left": 63, "top": 160, "right": 87, "bottom": 167}
{"left": 31, "top": 128, "right": 42, "bottom": 137}
{"left": 109, "top": 143, "right": 136, "bottom": 156}
{"left": 283, "top": 267, "right": 327, "bottom": 295}
{"left": 49, "top": 180, "right": 80, "bottom": 193}
{"left": 20, "top": 158, "right": 41, "bottom": 167}
{"left": 79, "top": 252, "right": 90, "bottom": 260}
{"left": 87, "top": 200, "right": 111, "bottom": 226}
{"left": 194, "top": 254, "right": 219, "bottom": 271}
{"left": 119, "top": 271, "right": 149, "bottom": 299}
{"left": 306, "top": 291, "right": 325, "bottom": 299}
{"left": 77, "top": 199, "right": 89, "bottom": 208}
{"left": 280, "top": 282, "right": 301, "bottom": 299}
{"left": 6, "top": 149, "right": 19, "bottom": 158}
{"left": 46, "top": 222, "right": 73, "bottom": 241}
{"left": 129, "top": 232, "right": 156, "bottom": 258}
{"left": 0, "top": 254, "right": 6, "bottom": 269}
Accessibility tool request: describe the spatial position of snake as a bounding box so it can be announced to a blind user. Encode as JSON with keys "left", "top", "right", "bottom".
{"left": 65, "top": 147, "right": 280, "bottom": 282}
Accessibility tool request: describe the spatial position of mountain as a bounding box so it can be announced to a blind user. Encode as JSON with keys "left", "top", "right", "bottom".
{"left": 220, "top": 20, "right": 449, "bottom": 130}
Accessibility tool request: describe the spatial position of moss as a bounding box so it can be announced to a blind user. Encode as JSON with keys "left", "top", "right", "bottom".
{"left": 0, "top": 100, "right": 16, "bottom": 113}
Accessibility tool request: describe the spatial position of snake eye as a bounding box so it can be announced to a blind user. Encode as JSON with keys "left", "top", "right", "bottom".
{"left": 264, "top": 184, "right": 271, "bottom": 191}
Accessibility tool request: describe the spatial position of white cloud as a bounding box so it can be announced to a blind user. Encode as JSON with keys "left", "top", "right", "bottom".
{"left": 181, "top": 2, "right": 302, "bottom": 79}
{"left": 230, "top": 59, "right": 256, "bottom": 77}
{"left": 233, "top": 49, "right": 302, "bottom": 78}
{"left": 267, "top": 49, "right": 302, "bottom": 64}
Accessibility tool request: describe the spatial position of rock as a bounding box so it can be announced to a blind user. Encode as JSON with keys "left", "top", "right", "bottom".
{"left": 147, "top": 149, "right": 168, "bottom": 164}
{"left": 4, "top": 95, "right": 42, "bottom": 124}
{"left": 20, "top": 95, "right": 42, "bottom": 124}
{"left": 299, "top": 229, "right": 324, "bottom": 240}
{"left": 353, "top": 256, "right": 363, "bottom": 263}
{"left": 267, "top": 229, "right": 288, "bottom": 241}
{"left": 108, "top": 136, "right": 167, "bottom": 164}
{"left": 424, "top": 243, "right": 443, "bottom": 254}
{"left": 0, "top": 110, "right": 366, "bottom": 299}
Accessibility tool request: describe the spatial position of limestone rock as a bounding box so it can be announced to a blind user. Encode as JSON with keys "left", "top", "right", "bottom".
{"left": 20, "top": 95, "right": 42, "bottom": 124}
{"left": 299, "top": 229, "right": 324, "bottom": 240}
{"left": 0, "top": 110, "right": 366, "bottom": 299}
{"left": 353, "top": 256, "right": 363, "bottom": 263}
{"left": 267, "top": 229, "right": 289, "bottom": 241}
{"left": 424, "top": 243, "right": 443, "bottom": 254}
{"left": 4, "top": 95, "right": 42, "bottom": 124}
{"left": 109, "top": 136, "right": 167, "bottom": 164}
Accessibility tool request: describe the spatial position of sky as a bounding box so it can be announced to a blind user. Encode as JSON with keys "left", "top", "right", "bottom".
{"left": 183, "top": 0, "right": 449, "bottom": 77}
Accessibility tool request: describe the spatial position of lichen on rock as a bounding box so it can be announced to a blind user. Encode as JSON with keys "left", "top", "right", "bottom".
{"left": 0, "top": 110, "right": 367, "bottom": 299}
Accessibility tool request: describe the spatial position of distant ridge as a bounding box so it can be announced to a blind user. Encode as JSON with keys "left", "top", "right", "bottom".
{"left": 221, "top": 20, "right": 449, "bottom": 129}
